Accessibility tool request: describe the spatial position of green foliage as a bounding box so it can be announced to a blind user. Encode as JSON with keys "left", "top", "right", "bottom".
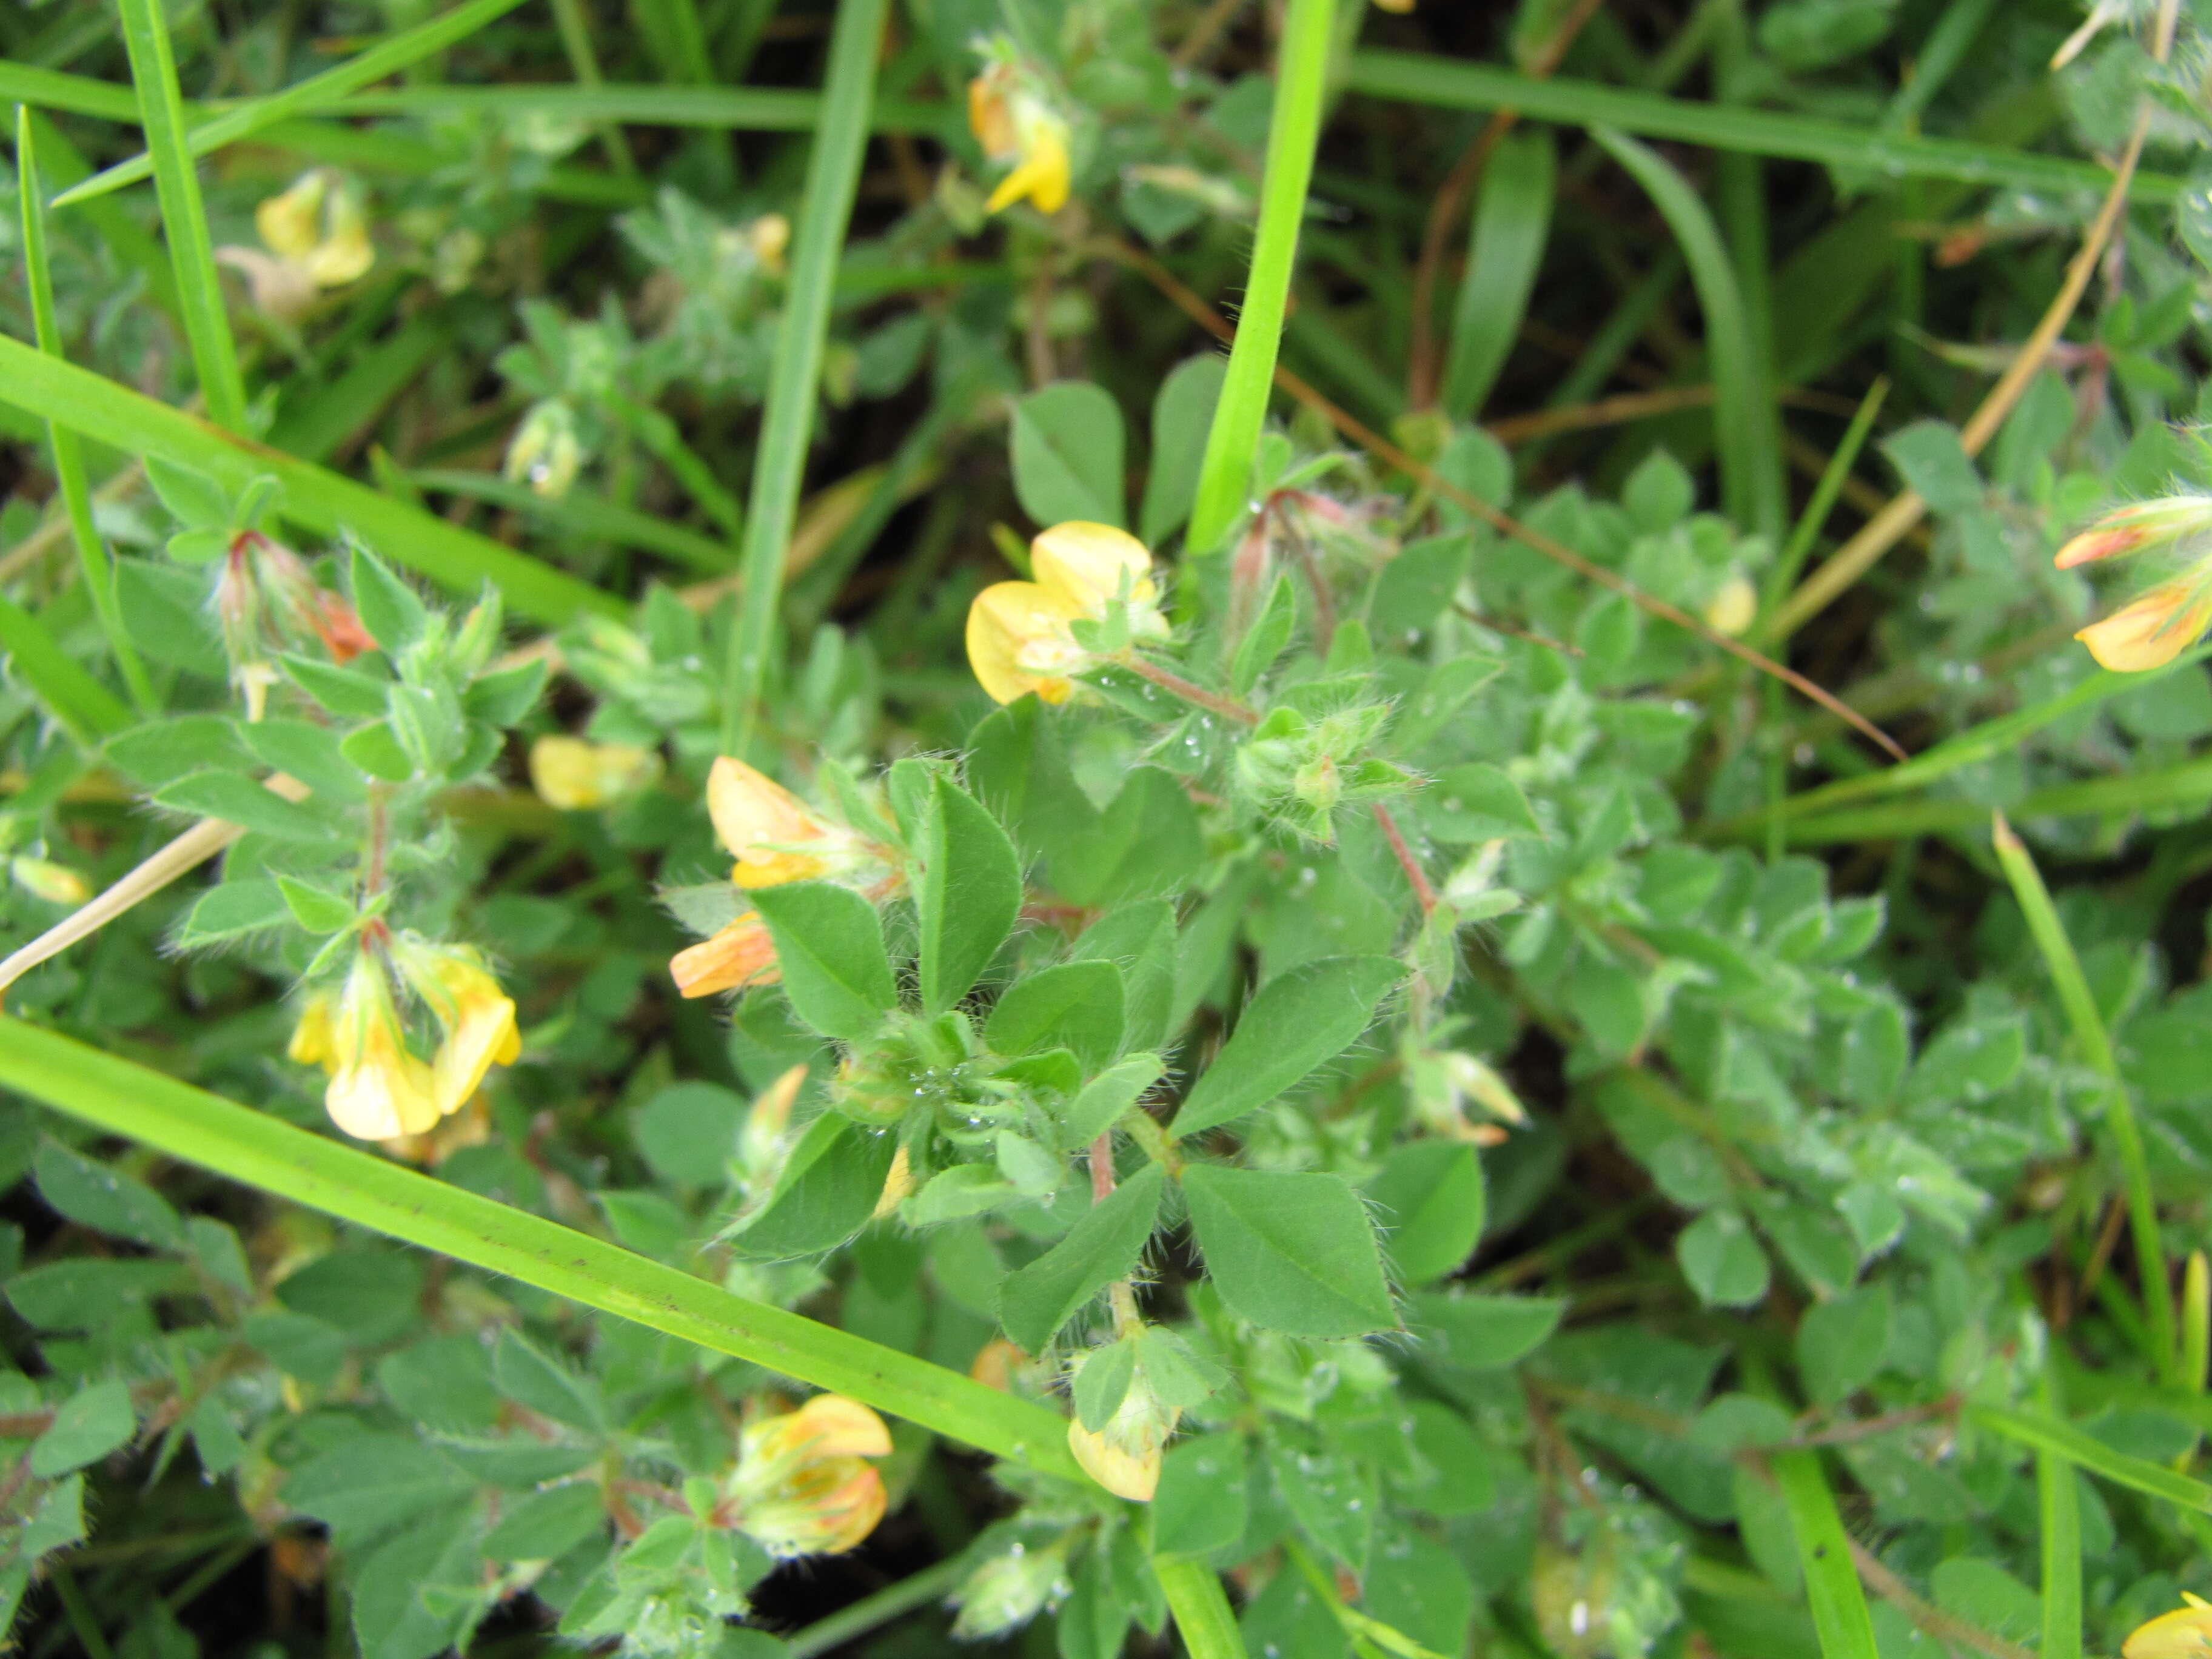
{"left": 4, "top": 1, "right": 2212, "bottom": 1657}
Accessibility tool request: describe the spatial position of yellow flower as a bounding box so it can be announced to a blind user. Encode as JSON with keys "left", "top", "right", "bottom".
{"left": 670, "top": 913, "right": 781, "bottom": 999}
{"left": 251, "top": 170, "right": 374, "bottom": 287}
{"left": 965, "top": 521, "right": 1165, "bottom": 705}
{"left": 529, "top": 735, "right": 659, "bottom": 811}
{"left": 725, "top": 1395, "right": 893, "bottom": 1557}
{"left": 315, "top": 964, "right": 442, "bottom": 1142}
{"left": 504, "top": 401, "right": 582, "bottom": 500}
{"left": 749, "top": 213, "right": 791, "bottom": 275}
{"left": 707, "top": 756, "right": 860, "bottom": 889}
{"left": 969, "top": 64, "right": 1070, "bottom": 215}
{"left": 2126, "top": 1592, "right": 2212, "bottom": 1658}
{"left": 2075, "top": 574, "right": 2212, "bottom": 672}
{"left": 1702, "top": 572, "right": 1758, "bottom": 637}
{"left": 256, "top": 172, "right": 329, "bottom": 261}
{"left": 400, "top": 944, "right": 522, "bottom": 1116}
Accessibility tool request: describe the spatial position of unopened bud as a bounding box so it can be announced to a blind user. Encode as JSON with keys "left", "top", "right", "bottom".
{"left": 9, "top": 856, "right": 89, "bottom": 907}
{"left": 950, "top": 1539, "right": 1072, "bottom": 1639}
{"left": 1293, "top": 754, "right": 1341, "bottom": 816}
{"left": 2055, "top": 495, "right": 2212, "bottom": 569}
{"left": 504, "top": 401, "right": 581, "bottom": 500}
{"left": 528, "top": 736, "right": 660, "bottom": 811}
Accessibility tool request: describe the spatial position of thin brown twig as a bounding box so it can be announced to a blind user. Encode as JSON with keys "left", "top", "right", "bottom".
{"left": 1170, "top": 0, "right": 1247, "bottom": 69}
{"left": 1371, "top": 802, "right": 1436, "bottom": 914}
{"left": 1405, "top": 0, "right": 1608, "bottom": 410}
{"left": 1099, "top": 237, "right": 1908, "bottom": 761}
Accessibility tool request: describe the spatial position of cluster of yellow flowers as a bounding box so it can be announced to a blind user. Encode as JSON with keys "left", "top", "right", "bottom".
{"left": 2059, "top": 495, "right": 2212, "bottom": 671}
{"left": 720, "top": 1393, "right": 893, "bottom": 1555}
{"left": 668, "top": 757, "right": 896, "bottom": 999}
{"left": 966, "top": 521, "right": 1168, "bottom": 705}
{"left": 289, "top": 938, "right": 518, "bottom": 1144}
{"left": 528, "top": 734, "right": 662, "bottom": 811}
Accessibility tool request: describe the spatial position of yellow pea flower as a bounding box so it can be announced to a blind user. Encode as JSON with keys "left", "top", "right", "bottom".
{"left": 225, "top": 170, "right": 375, "bottom": 321}
{"left": 707, "top": 756, "right": 865, "bottom": 889}
{"left": 1702, "top": 572, "right": 1758, "bottom": 637}
{"left": 725, "top": 1395, "right": 893, "bottom": 1557}
{"left": 309, "top": 962, "right": 442, "bottom": 1142}
{"left": 398, "top": 943, "right": 522, "bottom": 1116}
{"left": 2125, "top": 1592, "right": 2212, "bottom": 1658}
{"left": 529, "top": 735, "right": 660, "bottom": 811}
{"left": 670, "top": 913, "right": 782, "bottom": 999}
{"left": 1067, "top": 1418, "right": 1162, "bottom": 1502}
{"left": 968, "top": 64, "right": 1071, "bottom": 215}
{"left": 965, "top": 521, "right": 1168, "bottom": 705}
{"left": 2074, "top": 574, "right": 2212, "bottom": 672}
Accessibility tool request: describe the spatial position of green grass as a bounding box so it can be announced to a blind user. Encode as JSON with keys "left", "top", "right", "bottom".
{"left": 1185, "top": 0, "right": 1339, "bottom": 556}
{"left": 717, "top": 0, "right": 891, "bottom": 755}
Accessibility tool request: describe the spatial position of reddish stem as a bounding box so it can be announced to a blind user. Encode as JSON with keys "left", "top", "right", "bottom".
{"left": 1372, "top": 802, "right": 1436, "bottom": 916}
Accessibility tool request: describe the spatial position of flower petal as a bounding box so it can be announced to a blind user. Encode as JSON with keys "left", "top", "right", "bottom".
{"left": 965, "top": 580, "right": 1082, "bottom": 705}
{"left": 2076, "top": 578, "right": 2212, "bottom": 672}
{"left": 1031, "top": 522, "right": 1153, "bottom": 611}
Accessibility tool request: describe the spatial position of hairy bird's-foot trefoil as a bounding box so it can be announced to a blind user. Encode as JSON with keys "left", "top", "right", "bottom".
{"left": 216, "top": 169, "right": 374, "bottom": 321}
{"left": 528, "top": 735, "right": 661, "bottom": 811}
{"left": 966, "top": 522, "right": 1168, "bottom": 705}
{"left": 2058, "top": 493, "right": 2212, "bottom": 669}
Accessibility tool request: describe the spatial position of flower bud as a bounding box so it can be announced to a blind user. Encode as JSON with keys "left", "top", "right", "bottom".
{"left": 950, "top": 1539, "right": 1072, "bottom": 1639}
{"left": 9, "top": 856, "right": 89, "bottom": 907}
{"left": 2054, "top": 495, "right": 2212, "bottom": 569}
{"left": 504, "top": 401, "right": 582, "bottom": 500}
{"left": 748, "top": 213, "right": 790, "bottom": 275}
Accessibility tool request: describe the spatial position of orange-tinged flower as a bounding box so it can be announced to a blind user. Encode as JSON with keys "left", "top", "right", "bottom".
{"left": 529, "top": 736, "right": 660, "bottom": 811}
{"left": 969, "top": 1338, "right": 1026, "bottom": 1392}
{"left": 670, "top": 914, "right": 780, "bottom": 998}
{"left": 400, "top": 945, "right": 521, "bottom": 1115}
{"left": 968, "top": 63, "right": 1070, "bottom": 215}
{"left": 965, "top": 522, "right": 1167, "bottom": 705}
{"left": 2055, "top": 495, "right": 2212, "bottom": 569}
{"left": 725, "top": 1395, "right": 893, "bottom": 1557}
{"left": 2075, "top": 575, "right": 2212, "bottom": 672}
{"left": 2125, "top": 1592, "right": 2212, "bottom": 1658}
{"left": 706, "top": 757, "right": 859, "bottom": 888}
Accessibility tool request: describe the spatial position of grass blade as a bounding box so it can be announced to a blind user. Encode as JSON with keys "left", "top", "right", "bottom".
{"left": 0, "top": 594, "right": 133, "bottom": 746}
{"left": 1344, "top": 50, "right": 2186, "bottom": 202}
{"left": 328, "top": 84, "right": 950, "bottom": 135}
{"left": 1991, "top": 813, "right": 2177, "bottom": 1384}
{"left": 53, "top": 0, "right": 533, "bottom": 208}
{"left": 0, "top": 1014, "right": 1088, "bottom": 1485}
{"left": 1440, "top": 127, "right": 1555, "bottom": 422}
{"left": 0, "top": 333, "right": 620, "bottom": 626}
{"left": 2035, "top": 1379, "right": 2083, "bottom": 1659}
{"left": 719, "top": 0, "right": 890, "bottom": 753}
{"left": 1972, "top": 1403, "right": 2212, "bottom": 1512}
{"left": 1185, "top": 0, "right": 1336, "bottom": 555}
{"left": 1771, "top": 1449, "right": 1882, "bottom": 1659}
{"left": 114, "top": 0, "right": 249, "bottom": 432}
{"left": 1772, "top": 756, "right": 2212, "bottom": 843}
{"left": 1591, "top": 127, "right": 1777, "bottom": 537}
{"left": 1765, "top": 377, "right": 1889, "bottom": 613}
{"left": 16, "top": 109, "right": 155, "bottom": 715}
{"left": 412, "top": 469, "right": 737, "bottom": 574}
{"left": 1153, "top": 1558, "right": 1247, "bottom": 1659}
